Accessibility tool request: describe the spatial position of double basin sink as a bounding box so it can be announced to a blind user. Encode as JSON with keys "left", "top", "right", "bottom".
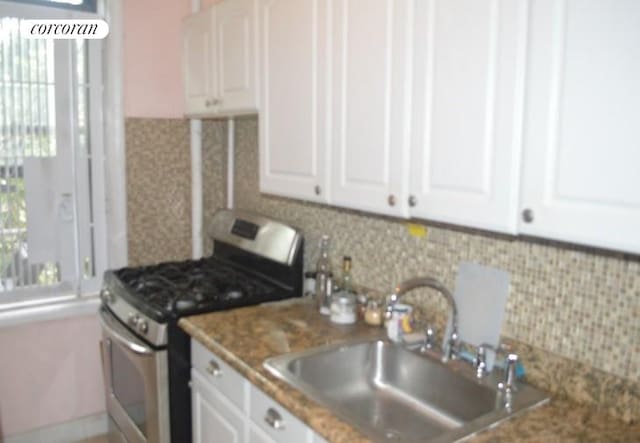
{"left": 265, "top": 339, "right": 548, "bottom": 442}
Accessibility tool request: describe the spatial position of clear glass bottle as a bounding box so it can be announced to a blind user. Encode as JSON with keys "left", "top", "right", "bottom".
{"left": 341, "top": 255, "right": 353, "bottom": 294}
{"left": 315, "top": 235, "right": 332, "bottom": 315}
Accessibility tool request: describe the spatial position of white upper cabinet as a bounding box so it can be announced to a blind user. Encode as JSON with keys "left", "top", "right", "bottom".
{"left": 409, "top": 0, "right": 528, "bottom": 234}
{"left": 330, "top": 0, "right": 413, "bottom": 217}
{"left": 183, "top": 0, "right": 257, "bottom": 117}
{"left": 257, "top": 0, "right": 330, "bottom": 203}
{"left": 183, "top": 8, "right": 215, "bottom": 116}
{"left": 215, "top": 0, "right": 257, "bottom": 113}
{"left": 519, "top": 0, "right": 640, "bottom": 253}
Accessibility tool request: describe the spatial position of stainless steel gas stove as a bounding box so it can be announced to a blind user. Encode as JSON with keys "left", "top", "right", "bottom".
{"left": 99, "top": 210, "right": 304, "bottom": 443}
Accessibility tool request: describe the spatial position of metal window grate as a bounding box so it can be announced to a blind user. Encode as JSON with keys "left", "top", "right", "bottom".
{"left": 0, "top": 16, "right": 62, "bottom": 292}
{"left": 0, "top": 13, "right": 105, "bottom": 300}
{"left": 0, "top": 1, "right": 106, "bottom": 307}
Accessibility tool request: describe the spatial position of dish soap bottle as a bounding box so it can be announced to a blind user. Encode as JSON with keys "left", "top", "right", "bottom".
{"left": 315, "top": 235, "right": 332, "bottom": 315}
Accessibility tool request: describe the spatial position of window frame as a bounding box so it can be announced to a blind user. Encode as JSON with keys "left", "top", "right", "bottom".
{"left": 3, "top": 0, "right": 97, "bottom": 13}
{"left": 0, "top": 0, "right": 108, "bottom": 310}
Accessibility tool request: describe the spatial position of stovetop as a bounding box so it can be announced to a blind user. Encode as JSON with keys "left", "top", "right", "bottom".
{"left": 107, "top": 256, "right": 285, "bottom": 323}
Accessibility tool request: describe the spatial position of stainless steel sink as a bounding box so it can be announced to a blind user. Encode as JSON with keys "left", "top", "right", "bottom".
{"left": 264, "top": 339, "right": 548, "bottom": 442}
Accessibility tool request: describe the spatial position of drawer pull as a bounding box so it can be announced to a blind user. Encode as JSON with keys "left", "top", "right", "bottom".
{"left": 206, "top": 360, "right": 222, "bottom": 377}
{"left": 264, "top": 408, "right": 285, "bottom": 430}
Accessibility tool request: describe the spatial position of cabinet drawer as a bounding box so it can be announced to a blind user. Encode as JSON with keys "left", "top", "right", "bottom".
{"left": 249, "top": 384, "right": 310, "bottom": 443}
{"left": 191, "top": 339, "right": 247, "bottom": 410}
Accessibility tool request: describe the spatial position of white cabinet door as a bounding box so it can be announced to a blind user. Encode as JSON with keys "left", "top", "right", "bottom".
{"left": 215, "top": 0, "right": 257, "bottom": 114}
{"left": 247, "top": 421, "right": 277, "bottom": 443}
{"left": 330, "top": 0, "right": 412, "bottom": 217}
{"left": 258, "top": 0, "right": 330, "bottom": 203}
{"left": 519, "top": 0, "right": 640, "bottom": 253}
{"left": 183, "top": 8, "right": 216, "bottom": 116}
{"left": 192, "top": 370, "right": 246, "bottom": 443}
{"left": 249, "top": 384, "right": 312, "bottom": 443}
{"left": 409, "top": 0, "right": 528, "bottom": 233}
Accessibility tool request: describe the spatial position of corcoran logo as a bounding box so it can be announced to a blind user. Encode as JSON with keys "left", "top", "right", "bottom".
{"left": 20, "top": 19, "right": 109, "bottom": 39}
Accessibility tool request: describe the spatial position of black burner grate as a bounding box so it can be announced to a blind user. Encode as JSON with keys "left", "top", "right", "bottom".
{"left": 114, "top": 257, "right": 278, "bottom": 318}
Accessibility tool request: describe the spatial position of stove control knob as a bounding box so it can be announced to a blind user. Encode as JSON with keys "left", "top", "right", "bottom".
{"left": 137, "top": 320, "right": 149, "bottom": 335}
{"left": 100, "top": 289, "right": 115, "bottom": 304}
{"left": 128, "top": 313, "right": 140, "bottom": 327}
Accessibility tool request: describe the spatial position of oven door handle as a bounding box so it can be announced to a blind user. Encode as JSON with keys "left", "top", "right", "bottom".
{"left": 99, "top": 307, "right": 154, "bottom": 356}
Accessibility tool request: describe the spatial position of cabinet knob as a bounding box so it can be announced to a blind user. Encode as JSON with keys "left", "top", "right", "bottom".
{"left": 408, "top": 195, "right": 417, "bottom": 207}
{"left": 206, "top": 359, "right": 222, "bottom": 377}
{"left": 388, "top": 194, "right": 396, "bottom": 207}
{"left": 205, "top": 99, "right": 212, "bottom": 107}
{"left": 264, "top": 408, "right": 285, "bottom": 430}
{"left": 522, "top": 208, "right": 534, "bottom": 223}
{"left": 314, "top": 185, "right": 321, "bottom": 196}
{"left": 212, "top": 98, "right": 221, "bottom": 106}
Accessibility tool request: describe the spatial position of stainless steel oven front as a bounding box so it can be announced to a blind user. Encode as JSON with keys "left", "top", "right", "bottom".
{"left": 99, "top": 307, "right": 170, "bottom": 443}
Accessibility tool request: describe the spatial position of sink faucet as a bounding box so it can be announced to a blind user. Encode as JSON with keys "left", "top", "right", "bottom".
{"left": 387, "top": 277, "right": 459, "bottom": 362}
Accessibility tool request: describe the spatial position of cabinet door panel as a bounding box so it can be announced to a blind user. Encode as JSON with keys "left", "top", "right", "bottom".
{"left": 247, "top": 422, "right": 276, "bottom": 443}
{"left": 258, "top": 0, "right": 329, "bottom": 202}
{"left": 249, "top": 384, "right": 311, "bottom": 443}
{"left": 520, "top": 0, "right": 640, "bottom": 253}
{"left": 410, "top": 0, "right": 527, "bottom": 233}
{"left": 331, "top": 0, "right": 412, "bottom": 217}
{"left": 192, "top": 370, "right": 245, "bottom": 443}
{"left": 216, "top": 0, "right": 257, "bottom": 113}
{"left": 183, "top": 9, "right": 215, "bottom": 116}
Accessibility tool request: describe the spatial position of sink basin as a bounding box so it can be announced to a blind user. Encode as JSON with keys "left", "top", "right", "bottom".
{"left": 264, "top": 339, "right": 548, "bottom": 442}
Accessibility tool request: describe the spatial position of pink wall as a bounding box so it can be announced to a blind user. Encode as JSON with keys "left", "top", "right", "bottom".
{"left": 123, "top": 0, "right": 191, "bottom": 118}
{"left": 0, "top": 314, "right": 105, "bottom": 437}
{"left": 201, "top": 0, "right": 225, "bottom": 8}
{"left": 123, "top": 0, "right": 226, "bottom": 119}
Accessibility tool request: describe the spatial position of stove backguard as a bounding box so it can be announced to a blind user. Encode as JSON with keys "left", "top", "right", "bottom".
{"left": 209, "top": 209, "right": 304, "bottom": 299}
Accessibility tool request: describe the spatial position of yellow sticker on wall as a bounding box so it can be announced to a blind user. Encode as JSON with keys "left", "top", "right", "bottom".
{"left": 406, "top": 223, "right": 427, "bottom": 239}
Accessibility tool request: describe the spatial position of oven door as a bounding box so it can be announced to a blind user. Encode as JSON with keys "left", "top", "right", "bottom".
{"left": 99, "top": 307, "right": 170, "bottom": 443}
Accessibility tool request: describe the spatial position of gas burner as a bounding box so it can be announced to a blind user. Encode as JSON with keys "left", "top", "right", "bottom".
{"left": 113, "top": 257, "right": 279, "bottom": 319}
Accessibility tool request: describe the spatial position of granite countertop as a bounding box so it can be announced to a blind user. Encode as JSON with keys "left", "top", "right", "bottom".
{"left": 179, "top": 298, "right": 640, "bottom": 443}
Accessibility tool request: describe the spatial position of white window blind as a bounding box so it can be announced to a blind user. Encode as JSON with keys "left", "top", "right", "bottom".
{"left": 0, "top": 1, "right": 107, "bottom": 309}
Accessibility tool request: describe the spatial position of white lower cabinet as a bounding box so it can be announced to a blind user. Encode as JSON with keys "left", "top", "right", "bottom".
{"left": 192, "top": 370, "right": 246, "bottom": 443}
{"left": 190, "top": 339, "right": 328, "bottom": 443}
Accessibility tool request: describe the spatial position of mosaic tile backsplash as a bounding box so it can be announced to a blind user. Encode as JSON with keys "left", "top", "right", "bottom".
{"left": 227, "top": 116, "right": 640, "bottom": 386}
{"left": 202, "top": 120, "right": 228, "bottom": 253}
{"left": 126, "top": 116, "right": 639, "bottom": 421}
{"left": 126, "top": 118, "right": 229, "bottom": 265}
{"left": 125, "top": 118, "right": 193, "bottom": 266}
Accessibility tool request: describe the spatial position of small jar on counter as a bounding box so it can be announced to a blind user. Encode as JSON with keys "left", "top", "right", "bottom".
{"left": 356, "top": 293, "right": 368, "bottom": 320}
{"left": 330, "top": 291, "right": 357, "bottom": 324}
{"left": 364, "top": 299, "right": 383, "bottom": 326}
{"left": 386, "top": 303, "right": 413, "bottom": 342}
{"left": 303, "top": 271, "right": 316, "bottom": 297}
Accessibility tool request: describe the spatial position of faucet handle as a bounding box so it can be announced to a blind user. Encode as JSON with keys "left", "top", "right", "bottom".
{"left": 422, "top": 325, "right": 436, "bottom": 350}
{"left": 498, "top": 353, "right": 519, "bottom": 394}
{"left": 474, "top": 345, "right": 488, "bottom": 378}
{"left": 474, "top": 342, "right": 509, "bottom": 376}
{"left": 384, "top": 293, "right": 398, "bottom": 320}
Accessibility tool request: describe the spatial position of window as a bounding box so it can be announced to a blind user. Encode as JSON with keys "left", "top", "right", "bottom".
{"left": 0, "top": 1, "right": 107, "bottom": 309}
{"left": 4, "top": 0, "right": 97, "bottom": 13}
